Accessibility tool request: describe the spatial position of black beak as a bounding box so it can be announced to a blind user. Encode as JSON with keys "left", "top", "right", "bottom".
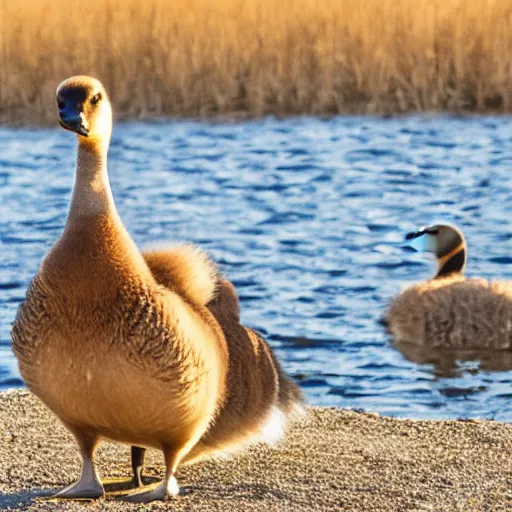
{"left": 58, "top": 104, "right": 89, "bottom": 137}
{"left": 405, "top": 229, "right": 426, "bottom": 241}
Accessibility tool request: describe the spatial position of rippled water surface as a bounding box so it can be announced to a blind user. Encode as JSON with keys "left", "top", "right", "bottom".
{"left": 2, "top": 116, "right": 512, "bottom": 420}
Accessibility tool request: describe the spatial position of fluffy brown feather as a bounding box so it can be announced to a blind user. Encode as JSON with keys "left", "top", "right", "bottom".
{"left": 143, "top": 244, "right": 218, "bottom": 306}
{"left": 387, "top": 276, "right": 512, "bottom": 349}
{"left": 140, "top": 262, "right": 304, "bottom": 464}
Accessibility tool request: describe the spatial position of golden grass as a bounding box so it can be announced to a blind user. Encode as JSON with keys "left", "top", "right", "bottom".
{"left": 2, "top": 0, "right": 512, "bottom": 123}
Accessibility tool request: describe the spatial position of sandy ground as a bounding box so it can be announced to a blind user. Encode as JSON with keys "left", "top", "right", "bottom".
{"left": 0, "top": 390, "right": 511, "bottom": 511}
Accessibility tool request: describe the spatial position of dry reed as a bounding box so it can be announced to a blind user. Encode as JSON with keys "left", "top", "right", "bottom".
{"left": 1, "top": 0, "right": 512, "bottom": 124}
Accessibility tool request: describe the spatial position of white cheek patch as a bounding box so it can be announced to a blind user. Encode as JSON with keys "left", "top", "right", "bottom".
{"left": 410, "top": 234, "right": 437, "bottom": 253}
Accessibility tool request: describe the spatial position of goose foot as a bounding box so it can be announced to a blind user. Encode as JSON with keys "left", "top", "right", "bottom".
{"left": 52, "top": 458, "right": 104, "bottom": 500}
{"left": 120, "top": 476, "right": 179, "bottom": 503}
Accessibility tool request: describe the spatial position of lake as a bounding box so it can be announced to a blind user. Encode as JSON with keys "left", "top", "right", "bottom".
{"left": 2, "top": 115, "right": 512, "bottom": 421}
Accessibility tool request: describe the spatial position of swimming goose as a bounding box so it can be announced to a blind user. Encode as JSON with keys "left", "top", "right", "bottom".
{"left": 11, "top": 76, "right": 302, "bottom": 502}
{"left": 130, "top": 248, "right": 304, "bottom": 486}
{"left": 385, "top": 223, "right": 512, "bottom": 349}
{"left": 11, "top": 76, "right": 229, "bottom": 502}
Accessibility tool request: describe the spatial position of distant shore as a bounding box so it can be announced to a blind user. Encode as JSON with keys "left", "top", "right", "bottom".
{"left": 2, "top": 0, "right": 512, "bottom": 126}
{"left": 1, "top": 390, "right": 511, "bottom": 511}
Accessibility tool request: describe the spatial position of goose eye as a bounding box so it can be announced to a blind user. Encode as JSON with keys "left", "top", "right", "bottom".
{"left": 91, "top": 93, "right": 102, "bottom": 105}
{"left": 57, "top": 98, "right": 66, "bottom": 110}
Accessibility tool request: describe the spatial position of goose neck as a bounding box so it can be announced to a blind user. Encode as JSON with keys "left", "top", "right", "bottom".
{"left": 67, "top": 139, "right": 115, "bottom": 220}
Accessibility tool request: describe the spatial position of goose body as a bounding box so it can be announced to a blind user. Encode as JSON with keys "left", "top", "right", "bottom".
{"left": 386, "top": 224, "right": 512, "bottom": 349}
{"left": 11, "top": 76, "right": 301, "bottom": 502}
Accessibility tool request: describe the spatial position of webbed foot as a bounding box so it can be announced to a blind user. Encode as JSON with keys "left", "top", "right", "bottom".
{"left": 119, "top": 476, "right": 179, "bottom": 502}
{"left": 52, "top": 474, "right": 104, "bottom": 500}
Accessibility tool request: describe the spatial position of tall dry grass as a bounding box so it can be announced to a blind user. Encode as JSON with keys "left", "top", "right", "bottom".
{"left": 1, "top": 0, "right": 512, "bottom": 123}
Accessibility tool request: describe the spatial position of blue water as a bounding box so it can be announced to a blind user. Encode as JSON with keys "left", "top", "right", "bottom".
{"left": 2, "top": 116, "right": 512, "bottom": 421}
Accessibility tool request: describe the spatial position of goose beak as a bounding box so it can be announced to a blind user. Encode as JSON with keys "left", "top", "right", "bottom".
{"left": 405, "top": 227, "right": 428, "bottom": 240}
{"left": 58, "top": 107, "right": 89, "bottom": 137}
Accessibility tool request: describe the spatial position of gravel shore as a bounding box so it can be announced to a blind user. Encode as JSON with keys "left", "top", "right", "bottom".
{"left": 1, "top": 390, "right": 511, "bottom": 511}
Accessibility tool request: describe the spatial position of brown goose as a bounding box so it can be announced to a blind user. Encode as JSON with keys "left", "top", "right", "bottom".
{"left": 386, "top": 223, "right": 512, "bottom": 349}
{"left": 11, "top": 76, "right": 302, "bottom": 502}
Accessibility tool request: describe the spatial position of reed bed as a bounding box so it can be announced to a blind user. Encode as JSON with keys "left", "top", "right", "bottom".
{"left": 2, "top": 0, "right": 512, "bottom": 124}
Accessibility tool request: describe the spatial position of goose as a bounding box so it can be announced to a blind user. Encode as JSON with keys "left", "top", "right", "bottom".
{"left": 11, "top": 76, "right": 302, "bottom": 502}
{"left": 385, "top": 223, "right": 512, "bottom": 349}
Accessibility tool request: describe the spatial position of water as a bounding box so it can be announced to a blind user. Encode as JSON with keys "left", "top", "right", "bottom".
{"left": 2, "top": 115, "right": 512, "bottom": 421}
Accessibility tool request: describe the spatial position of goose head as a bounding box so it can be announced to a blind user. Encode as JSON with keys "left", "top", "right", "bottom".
{"left": 406, "top": 223, "right": 467, "bottom": 278}
{"left": 56, "top": 76, "right": 112, "bottom": 148}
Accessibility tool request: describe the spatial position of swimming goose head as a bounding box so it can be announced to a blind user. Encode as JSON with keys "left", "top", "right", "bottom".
{"left": 406, "top": 223, "right": 467, "bottom": 278}
{"left": 56, "top": 76, "right": 112, "bottom": 147}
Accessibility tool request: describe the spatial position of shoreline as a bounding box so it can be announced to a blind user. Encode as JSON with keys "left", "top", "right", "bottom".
{"left": 1, "top": 110, "right": 512, "bottom": 129}
{"left": 1, "top": 390, "right": 511, "bottom": 511}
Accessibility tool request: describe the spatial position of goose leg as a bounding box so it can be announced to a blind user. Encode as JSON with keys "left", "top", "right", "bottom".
{"left": 52, "top": 429, "right": 103, "bottom": 500}
{"left": 131, "top": 446, "right": 147, "bottom": 487}
{"left": 121, "top": 445, "right": 181, "bottom": 502}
